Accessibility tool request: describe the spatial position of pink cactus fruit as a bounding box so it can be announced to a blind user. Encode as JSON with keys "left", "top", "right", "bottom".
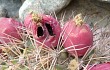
{"left": 62, "top": 14, "right": 93, "bottom": 57}
{"left": 87, "top": 63, "right": 110, "bottom": 70}
{"left": 0, "top": 17, "right": 22, "bottom": 44}
{"left": 24, "top": 13, "right": 61, "bottom": 48}
{"left": 0, "top": 17, "right": 22, "bottom": 53}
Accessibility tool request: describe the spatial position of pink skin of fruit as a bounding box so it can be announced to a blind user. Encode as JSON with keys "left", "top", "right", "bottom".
{"left": 24, "top": 13, "right": 61, "bottom": 48}
{"left": 0, "top": 18, "right": 22, "bottom": 53}
{"left": 63, "top": 14, "right": 93, "bottom": 57}
{"left": 87, "top": 63, "right": 110, "bottom": 70}
{"left": 0, "top": 18, "right": 22, "bottom": 43}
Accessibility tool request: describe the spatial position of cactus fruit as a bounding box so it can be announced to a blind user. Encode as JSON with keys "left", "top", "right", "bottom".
{"left": 87, "top": 63, "right": 110, "bottom": 70}
{"left": 63, "top": 14, "right": 93, "bottom": 57}
{"left": 0, "top": 17, "right": 22, "bottom": 44}
{"left": 24, "top": 13, "right": 61, "bottom": 48}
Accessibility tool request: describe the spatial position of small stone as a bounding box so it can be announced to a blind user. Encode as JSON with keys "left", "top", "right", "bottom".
{"left": 19, "top": 0, "right": 71, "bottom": 21}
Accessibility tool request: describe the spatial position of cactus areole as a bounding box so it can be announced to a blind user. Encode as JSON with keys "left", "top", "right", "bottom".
{"left": 63, "top": 14, "right": 93, "bottom": 57}
{"left": 24, "top": 12, "right": 61, "bottom": 48}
